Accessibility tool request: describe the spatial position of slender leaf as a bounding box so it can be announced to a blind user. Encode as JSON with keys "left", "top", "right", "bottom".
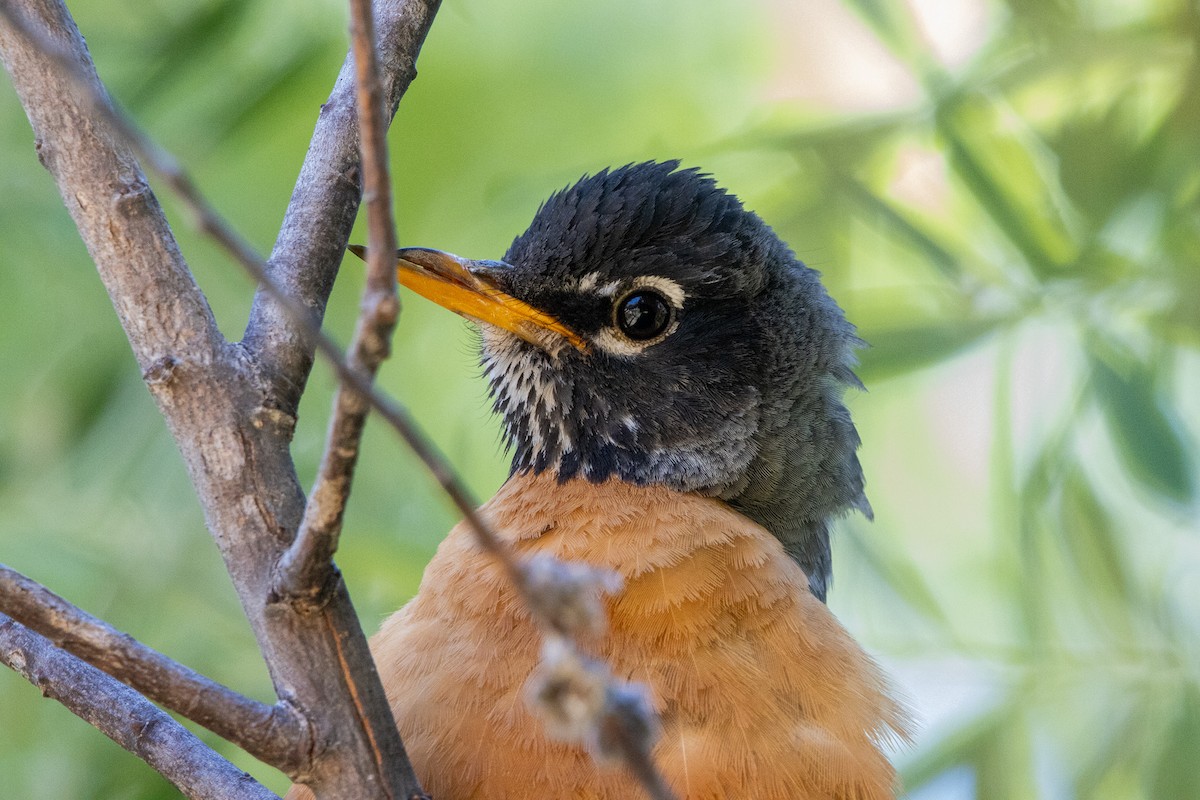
{"left": 1148, "top": 685, "right": 1200, "bottom": 798}
{"left": 837, "top": 174, "right": 965, "bottom": 283}
{"left": 1089, "top": 354, "right": 1197, "bottom": 506}
{"left": 857, "top": 317, "right": 1003, "bottom": 380}
{"left": 838, "top": 0, "right": 936, "bottom": 75}
{"left": 1057, "top": 469, "right": 1139, "bottom": 634}
{"left": 901, "top": 702, "right": 1012, "bottom": 792}
{"left": 936, "top": 95, "right": 1081, "bottom": 280}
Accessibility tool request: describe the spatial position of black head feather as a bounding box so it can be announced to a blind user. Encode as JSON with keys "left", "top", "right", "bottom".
{"left": 478, "top": 161, "right": 867, "bottom": 601}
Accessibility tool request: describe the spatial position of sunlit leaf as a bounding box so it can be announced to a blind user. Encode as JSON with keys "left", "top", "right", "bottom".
{"left": 937, "top": 95, "right": 1081, "bottom": 279}
{"left": 838, "top": 0, "right": 935, "bottom": 74}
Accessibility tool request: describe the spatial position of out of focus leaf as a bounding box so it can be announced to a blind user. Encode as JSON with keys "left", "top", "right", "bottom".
{"left": 1089, "top": 353, "right": 1197, "bottom": 506}
{"left": 839, "top": 0, "right": 936, "bottom": 74}
{"left": 841, "top": 525, "right": 951, "bottom": 631}
{"left": 1054, "top": 112, "right": 1157, "bottom": 228}
{"left": 901, "top": 703, "right": 1011, "bottom": 792}
{"left": 1069, "top": 686, "right": 1143, "bottom": 798}
{"left": 937, "top": 95, "right": 1080, "bottom": 279}
{"left": 1148, "top": 685, "right": 1200, "bottom": 798}
{"left": 973, "top": 699, "right": 1038, "bottom": 800}
{"left": 857, "top": 317, "right": 1003, "bottom": 381}
{"left": 837, "top": 175, "right": 965, "bottom": 282}
{"left": 1057, "top": 469, "right": 1137, "bottom": 633}
{"left": 1000, "top": 0, "right": 1076, "bottom": 33}
{"left": 125, "top": 0, "right": 253, "bottom": 108}
{"left": 767, "top": 110, "right": 917, "bottom": 163}
{"left": 1016, "top": 448, "right": 1062, "bottom": 648}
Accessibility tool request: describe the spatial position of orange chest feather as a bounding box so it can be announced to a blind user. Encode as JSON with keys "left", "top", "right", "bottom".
{"left": 370, "top": 473, "right": 907, "bottom": 800}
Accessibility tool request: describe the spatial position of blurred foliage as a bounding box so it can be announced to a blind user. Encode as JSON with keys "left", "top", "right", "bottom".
{"left": 0, "top": 0, "right": 1197, "bottom": 798}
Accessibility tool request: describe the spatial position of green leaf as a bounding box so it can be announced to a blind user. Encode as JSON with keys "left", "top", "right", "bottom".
{"left": 936, "top": 95, "right": 1082, "bottom": 279}
{"left": 1149, "top": 686, "right": 1200, "bottom": 798}
{"left": 1089, "top": 353, "right": 1197, "bottom": 506}
{"left": 901, "top": 703, "right": 1010, "bottom": 792}
{"left": 857, "top": 317, "right": 1003, "bottom": 381}
{"left": 1057, "top": 469, "right": 1139, "bottom": 635}
{"left": 837, "top": 175, "right": 965, "bottom": 283}
{"left": 840, "top": 525, "right": 951, "bottom": 632}
{"left": 838, "top": 0, "right": 935, "bottom": 74}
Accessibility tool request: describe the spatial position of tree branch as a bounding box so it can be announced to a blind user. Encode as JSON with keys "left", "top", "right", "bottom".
{"left": 0, "top": 0, "right": 224, "bottom": 375}
{"left": 243, "top": 0, "right": 442, "bottom": 418}
{"left": 0, "top": 2, "right": 438, "bottom": 797}
{"left": 0, "top": 615, "right": 279, "bottom": 800}
{"left": 0, "top": 564, "right": 305, "bottom": 771}
{"left": 1, "top": 1, "right": 673, "bottom": 796}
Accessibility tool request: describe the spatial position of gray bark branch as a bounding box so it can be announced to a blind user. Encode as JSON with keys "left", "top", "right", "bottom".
{"left": 0, "top": 1, "right": 441, "bottom": 798}
{"left": 0, "top": 563, "right": 305, "bottom": 771}
{"left": 0, "top": 615, "right": 279, "bottom": 800}
{"left": 277, "top": 0, "right": 405, "bottom": 609}
{"left": 244, "top": 0, "right": 442, "bottom": 419}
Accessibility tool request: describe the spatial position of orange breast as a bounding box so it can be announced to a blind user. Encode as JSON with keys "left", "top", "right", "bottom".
{"left": 367, "top": 472, "right": 908, "bottom": 800}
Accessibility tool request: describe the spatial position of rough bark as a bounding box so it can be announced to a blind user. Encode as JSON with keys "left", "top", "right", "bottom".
{"left": 0, "top": 563, "right": 304, "bottom": 770}
{"left": 0, "top": 1, "right": 440, "bottom": 797}
{"left": 0, "top": 615, "right": 279, "bottom": 800}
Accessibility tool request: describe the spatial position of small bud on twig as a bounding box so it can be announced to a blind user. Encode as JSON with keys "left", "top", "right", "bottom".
{"left": 520, "top": 554, "right": 622, "bottom": 638}
{"left": 527, "top": 635, "right": 661, "bottom": 767}
{"left": 527, "top": 636, "right": 609, "bottom": 742}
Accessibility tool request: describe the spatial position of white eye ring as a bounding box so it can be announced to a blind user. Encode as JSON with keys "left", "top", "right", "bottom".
{"left": 592, "top": 276, "right": 685, "bottom": 355}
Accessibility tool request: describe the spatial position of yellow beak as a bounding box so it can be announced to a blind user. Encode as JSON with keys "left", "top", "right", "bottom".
{"left": 348, "top": 245, "right": 587, "bottom": 352}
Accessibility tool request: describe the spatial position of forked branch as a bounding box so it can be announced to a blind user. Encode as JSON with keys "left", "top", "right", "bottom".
{"left": 0, "top": 615, "right": 279, "bottom": 800}
{"left": 0, "top": 564, "right": 305, "bottom": 771}
{"left": 0, "top": 0, "right": 674, "bottom": 796}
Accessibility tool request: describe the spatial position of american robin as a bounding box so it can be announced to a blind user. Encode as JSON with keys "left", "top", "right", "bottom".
{"left": 291, "top": 161, "right": 907, "bottom": 799}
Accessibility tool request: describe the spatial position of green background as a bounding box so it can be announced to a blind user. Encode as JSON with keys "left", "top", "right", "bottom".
{"left": 2, "top": 0, "right": 1198, "bottom": 797}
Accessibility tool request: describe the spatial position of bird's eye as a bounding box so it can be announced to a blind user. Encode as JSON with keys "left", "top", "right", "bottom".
{"left": 614, "top": 290, "right": 673, "bottom": 341}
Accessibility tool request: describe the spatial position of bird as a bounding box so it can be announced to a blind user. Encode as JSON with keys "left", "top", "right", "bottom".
{"left": 289, "top": 161, "right": 907, "bottom": 799}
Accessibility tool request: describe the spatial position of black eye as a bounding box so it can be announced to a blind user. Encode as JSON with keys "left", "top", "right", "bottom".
{"left": 615, "top": 290, "right": 673, "bottom": 341}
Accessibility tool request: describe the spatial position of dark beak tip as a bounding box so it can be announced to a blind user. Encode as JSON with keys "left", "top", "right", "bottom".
{"left": 347, "top": 244, "right": 367, "bottom": 261}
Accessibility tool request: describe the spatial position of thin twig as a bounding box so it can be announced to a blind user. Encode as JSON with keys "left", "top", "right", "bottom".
{"left": 0, "top": 564, "right": 306, "bottom": 771}
{"left": 0, "top": 615, "right": 280, "bottom": 800}
{"left": 276, "top": 0, "right": 403, "bottom": 600}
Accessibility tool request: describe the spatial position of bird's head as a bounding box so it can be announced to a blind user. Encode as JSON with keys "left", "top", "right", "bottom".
{"left": 379, "top": 161, "right": 868, "bottom": 600}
